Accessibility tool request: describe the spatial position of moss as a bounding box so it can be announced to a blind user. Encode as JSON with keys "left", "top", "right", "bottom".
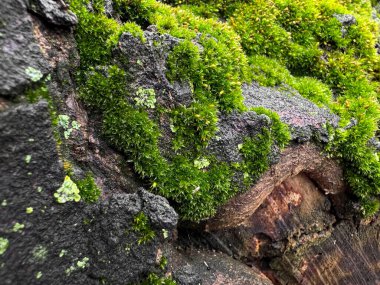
{"left": 0, "top": 237, "right": 9, "bottom": 255}
{"left": 76, "top": 172, "right": 102, "bottom": 203}
{"left": 139, "top": 273, "right": 177, "bottom": 285}
{"left": 169, "top": 102, "right": 218, "bottom": 153}
{"left": 132, "top": 212, "right": 156, "bottom": 245}
{"left": 70, "top": 0, "right": 380, "bottom": 218}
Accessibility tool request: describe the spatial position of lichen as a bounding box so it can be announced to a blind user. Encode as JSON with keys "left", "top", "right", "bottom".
{"left": 26, "top": 207, "right": 33, "bottom": 214}
{"left": 12, "top": 222, "right": 25, "bottom": 233}
{"left": 58, "top": 115, "right": 81, "bottom": 139}
{"left": 134, "top": 88, "right": 156, "bottom": 109}
{"left": 0, "top": 237, "right": 9, "bottom": 255}
{"left": 65, "top": 257, "right": 90, "bottom": 275}
{"left": 24, "top": 155, "right": 32, "bottom": 164}
{"left": 54, "top": 176, "right": 81, "bottom": 204}
{"left": 32, "top": 245, "right": 48, "bottom": 262}
{"left": 25, "top": 67, "right": 43, "bottom": 82}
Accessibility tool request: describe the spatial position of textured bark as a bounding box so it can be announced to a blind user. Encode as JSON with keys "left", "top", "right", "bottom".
{"left": 207, "top": 143, "right": 345, "bottom": 231}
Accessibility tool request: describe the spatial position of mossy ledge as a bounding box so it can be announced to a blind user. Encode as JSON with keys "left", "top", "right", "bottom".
{"left": 69, "top": 0, "right": 380, "bottom": 219}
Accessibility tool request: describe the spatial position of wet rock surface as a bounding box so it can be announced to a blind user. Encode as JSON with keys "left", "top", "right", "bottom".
{"left": 0, "top": 102, "right": 178, "bottom": 285}
{"left": 28, "top": 0, "right": 78, "bottom": 26}
{"left": 171, "top": 249, "right": 273, "bottom": 285}
{"left": 0, "top": 0, "right": 49, "bottom": 96}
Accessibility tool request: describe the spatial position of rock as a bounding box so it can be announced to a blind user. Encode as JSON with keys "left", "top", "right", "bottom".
{"left": 243, "top": 82, "right": 339, "bottom": 143}
{"left": 116, "top": 29, "right": 191, "bottom": 109}
{"left": 333, "top": 13, "right": 357, "bottom": 37}
{"left": 0, "top": 0, "right": 49, "bottom": 96}
{"left": 171, "top": 249, "right": 273, "bottom": 285}
{"left": 0, "top": 101, "right": 178, "bottom": 284}
{"left": 28, "top": 0, "right": 78, "bottom": 26}
{"left": 139, "top": 188, "right": 178, "bottom": 230}
{"left": 207, "top": 111, "right": 272, "bottom": 164}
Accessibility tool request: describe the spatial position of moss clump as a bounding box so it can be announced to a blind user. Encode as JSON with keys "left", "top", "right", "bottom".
{"left": 140, "top": 273, "right": 177, "bottom": 285}
{"left": 132, "top": 212, "right": 156, "bottom": 245}
{"left": 76, "top": 173, "right": 102, "bottom": 203}
{"left": 174, "top": 0, "right": 380, "bottom": 214}
{"left": 69, "top": 0, "right": 290, "bottom": 221}
{"left": 238, "top": 107, "right": 291, "bottom": 185}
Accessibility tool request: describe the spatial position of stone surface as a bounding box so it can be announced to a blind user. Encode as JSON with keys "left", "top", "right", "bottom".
{"left": 28, "top": 0, "right": 78, "bottom": 26}
{"left": 0, "top": 102, "right": 178, "bottom": 285}
{"left": 243, "top": 83, "right": 339, "bottom": 143}
{"left": 0, "top": 0, "right": 49, "bottom": 96}
{"left": 207, "top": 111, "right": 272, "bottom": 164}
{"left": 171, "top": 249, "right": 273, "bottom": 285}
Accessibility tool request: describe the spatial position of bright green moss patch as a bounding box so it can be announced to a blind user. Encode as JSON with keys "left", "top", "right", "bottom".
{"left": 170, "top": 102, "right": 218, "bottom": 153}
{"left": 76, "top": 173, "right": 101, "bottom": 203}
{"left": 140, "top": 273, "right": 177, "bottom": 285}
{"left": 70, "top": 0, "right": 379, "bottom": 218}
{"left": 132, "top": 212, "right": 156, "bottom": 245}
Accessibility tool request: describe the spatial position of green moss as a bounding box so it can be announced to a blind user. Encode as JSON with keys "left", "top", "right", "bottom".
{"left": 170, "top": 102, "right": 218, "bottom": 153}
{"left": 76, "top": 172, "right": 101, "bottom": 203}
{"left": 132, "top": 212, "right": 156, "bottom": 245}
{"left": 70, "top": 0, "right": 380, "bottom": 218}
{"left": 140, "top": 273, "right": 177, "bottom": 285}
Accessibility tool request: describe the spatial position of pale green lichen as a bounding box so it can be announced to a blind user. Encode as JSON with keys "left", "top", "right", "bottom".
{"left": 54, "top": 176, "right": 81, "bottom": 203}
{"left": 25, "top": 67, "right": 43, "bottom": 82}
{"left": 65, "top": 257, "right": 90, "bottom": 275}
{"left": 134, "top": 88, "right": 156, "bottom": 109}
{"left": 35, "top": 271, "right": 42, "bottom": 279}
{"left": 59, "top": 249, "right": 67, "bottom": 258}
{"left": 12, "top": 222, "right": 25, "bottom": 233}
{"left": 1, "top": 200, "right": 7, "bottom": 207}
{"left": 32, "top": 245, "right": 48, "bottom": 262}
{"left": 58, "top": 115, "right": 81, "bottom": 139}
{"left": 24, "top": 155, "right": 32, "bottom": 164}
{"left": 0, "top": 237, "right": 9, "bottom": 255}
{"left": 194, "top": 158, "right": 210, "bottom": 169}
{"left": 26, "top": 207, "right": 33, "bottom": 214}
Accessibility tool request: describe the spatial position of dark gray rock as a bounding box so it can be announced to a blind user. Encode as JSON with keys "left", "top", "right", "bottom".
{"left": 243, "top": 82, "right": 339, "bottom": 143}
{"left": 207, "top": 111, "right": 272, "bottom": 163}
{"left": 171, "top": 249, "right": 273, "bottom": 285}
{"left": 0, "top": 101, "right": 178, "bottom": 284}
{"left": 333, "top": 13, "right": 357, "bottom": 26}
{"left": 116, "top": 28, "right": 192, "bottom": 109}
{"left": 333, "top": 13, "right": 357, "bottom": 36}
{"left": 173, "top": 264, "right": 202, "bottom": 285}
{"left": 139, "top": 188, "right": 178, "bottom": 230}
{"left": 0, "top": 0, "right": 49, "bottom": 96}
{"left": 28, "top": 0, "right": 78, "bottom": 26}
